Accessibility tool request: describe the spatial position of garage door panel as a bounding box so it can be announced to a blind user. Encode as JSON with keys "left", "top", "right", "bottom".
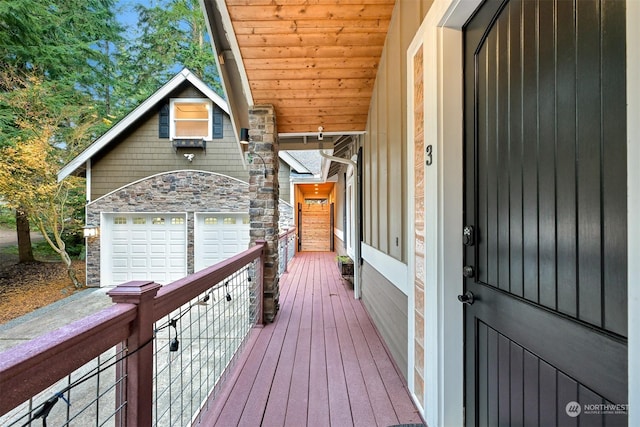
{"left": 202, "top": 232, "right": 220, "bottom": 241}
{"left": 112, "top": 245, "right": 129, "bottom": 255}
{"left": 169, "top": 230, "right": 184, "bottom": 238}
{"left": 195, "top": 214, "right": 250, "bottom": 272}
{"left": 169, "top": 258, "right": 184, "bottom": 267}
{"left": 112, "top": 272, "right": 129, "bottom": 284}
{"left": 112, "top": 258, "right": 128, "bottom": 268}
{"left": 104, "top": 213, "right": 186, "bottom": 286}
{"left": 223, "top": 247, "right": 242, "bottom": 256}
{"left": 168, "top": 272, "right": 184, "bottom": 282}
{"left": 131, "top": 230, "right": 148, "bottom": 240}
{"left": 131, "top": 245, "right": 149, "bottom": 254}
{"left": 222, "top": 231, "right": 241, "bottom": 240}
{"left": 131, "top": 271, "right": 156, "bottom": 281}
{"left": 112, "top": 231, "right": 130, "bottom": 240}
{"left": 150, "top": 230, "right": 168, "bottom": 240}
{"left": 131, "top": 258, "right": 149, "bottom": 268}
{"left": 150, "top": 244, "right": 167, "bottom": 254}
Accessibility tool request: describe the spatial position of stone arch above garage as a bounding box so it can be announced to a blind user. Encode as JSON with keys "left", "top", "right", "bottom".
{"left": 89, "top": 170, "right": 250, "bottom": 214}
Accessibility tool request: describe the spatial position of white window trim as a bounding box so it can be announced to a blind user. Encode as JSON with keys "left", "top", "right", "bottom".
{"left": 169, "top": 98, "right": 213, "bottom": 141}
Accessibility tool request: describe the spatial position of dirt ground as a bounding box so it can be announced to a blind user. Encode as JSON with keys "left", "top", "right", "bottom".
{"left": 0, "top": 228, "right": 85, "bottom": 324}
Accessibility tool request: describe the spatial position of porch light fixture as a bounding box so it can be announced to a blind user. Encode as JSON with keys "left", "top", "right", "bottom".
{"left": 240, "top": 127, "right": 250, "bottom": 144}
{"left": 83, "top": 226, "right": 99, "bottom": 238}
{"left": 239, "top": 127, "right": 267, "bottom": 178}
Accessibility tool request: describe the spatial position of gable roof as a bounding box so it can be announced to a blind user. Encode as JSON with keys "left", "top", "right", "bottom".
{"left": 58, "top": 68, "right": 229, "bottom": 181}
{"left": 279, "top": 151, "right": 311, "bottom": 175}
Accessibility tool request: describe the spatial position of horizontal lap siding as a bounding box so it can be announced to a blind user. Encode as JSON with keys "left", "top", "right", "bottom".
{"left": 361, "top": 261, "right": 408, "bottom": 380}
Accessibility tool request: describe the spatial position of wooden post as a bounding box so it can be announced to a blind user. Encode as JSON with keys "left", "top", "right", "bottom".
{"left": 108, "top": 281, "right": 161, "bottom": 427}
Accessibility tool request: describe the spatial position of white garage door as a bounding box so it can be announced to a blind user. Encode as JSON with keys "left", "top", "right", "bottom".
{"left": 102, "top": 213, "right": 187, "bottom": 286}
{"left": 195, "top": 213, "right": 250, "bottom": 272}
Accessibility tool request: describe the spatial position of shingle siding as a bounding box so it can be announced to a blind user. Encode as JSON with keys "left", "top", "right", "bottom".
{"left": 90, "top": 86, "right": 246, "bottom": 200}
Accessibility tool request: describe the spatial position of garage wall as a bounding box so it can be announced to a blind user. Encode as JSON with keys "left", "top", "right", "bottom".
{"left": 86, "top": 170, "right": 293, "bottom": 287}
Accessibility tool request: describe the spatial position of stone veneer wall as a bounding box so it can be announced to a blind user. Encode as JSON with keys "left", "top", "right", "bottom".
{"left": 85, "top": 170, "right": 292, "bottom": 287}
{"left": 247, "top": 105, "right": 280, "bottom": 323}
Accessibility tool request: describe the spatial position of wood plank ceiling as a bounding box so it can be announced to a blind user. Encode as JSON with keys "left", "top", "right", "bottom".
{"left": 297, "top": 182, "right": 335, "bottom": 197}
{"left": 222, "top": 0, "right": 396, "bottom": 134}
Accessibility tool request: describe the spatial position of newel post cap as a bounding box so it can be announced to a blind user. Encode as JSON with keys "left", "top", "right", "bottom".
{"left": 108, "top": 280, "right": 162, "bottom": 304}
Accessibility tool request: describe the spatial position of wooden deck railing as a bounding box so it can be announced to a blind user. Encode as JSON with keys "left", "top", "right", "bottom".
{"left": 278, "top": 226, "right": 296, "bottom": 274}
{"left": 0, "top": 241, "right": 265, "bottom": 426}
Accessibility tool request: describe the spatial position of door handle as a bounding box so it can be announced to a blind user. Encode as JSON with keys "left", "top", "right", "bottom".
{"left": 457, "top": 291, "right": 475, "bottom": 305}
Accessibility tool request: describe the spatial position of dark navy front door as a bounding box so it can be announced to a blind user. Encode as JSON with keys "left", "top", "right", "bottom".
{"left": 463, "top": 1, "right": 628, "bottom": 425}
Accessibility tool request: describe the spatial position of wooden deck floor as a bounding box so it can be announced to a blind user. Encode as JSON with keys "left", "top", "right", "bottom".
{"left": 203, "top": 252, "right": 424, "bottom": 427}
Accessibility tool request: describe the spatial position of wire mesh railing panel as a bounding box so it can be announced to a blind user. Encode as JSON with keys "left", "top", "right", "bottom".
{"left": 278, "top": 228, "right": 296, "bottom": 275}
{"left": 0, "top": 244, "right": 265, "bottom": 427}
{"left": 0, "top": 346, "right": 126, "bottom": 427}
{"left": 152, "top": 260, "right": 259, "bottom": 427}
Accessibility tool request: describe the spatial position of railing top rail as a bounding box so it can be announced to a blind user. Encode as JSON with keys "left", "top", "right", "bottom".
{"left": 278, "top": 226, "right": 296, "bottom": 239}
{"left": 0, "top": 303, "right": 137, "bottom": 416}
{"left": 153, "top": 241, "right": 265, "bottom": 319}
{"left": 0, "top": 242, "right": 266, "bottom": 419}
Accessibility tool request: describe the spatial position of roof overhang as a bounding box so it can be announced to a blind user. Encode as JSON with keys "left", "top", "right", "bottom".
{"left": 200, "top": 0, "right": 394, "bottom": 147}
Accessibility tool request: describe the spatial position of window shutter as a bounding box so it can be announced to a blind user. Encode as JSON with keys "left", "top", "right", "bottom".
{"left": 212, "top": 107, "right": 223, "bottom": 139}
{"left": 159, "top": 104, "right": 170, "bottom": 138}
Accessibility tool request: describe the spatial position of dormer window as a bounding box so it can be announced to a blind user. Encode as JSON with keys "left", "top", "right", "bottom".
{"left": 170, "top": 98, "right": 212, "bottom": 140}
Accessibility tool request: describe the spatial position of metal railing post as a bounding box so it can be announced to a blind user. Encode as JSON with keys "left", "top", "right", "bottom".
{"left": 284, "top": 229, "right": 289, "bottom": 272}
{"left": 255, "top": 240, "right": 266, "bottom": 326}
{"left": 108, "top": 281, "right": 161, "bottom": 427}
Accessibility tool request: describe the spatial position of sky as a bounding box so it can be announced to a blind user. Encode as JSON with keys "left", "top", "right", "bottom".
{"left": 115, "top": 0, "right": 150, "bottom": 35}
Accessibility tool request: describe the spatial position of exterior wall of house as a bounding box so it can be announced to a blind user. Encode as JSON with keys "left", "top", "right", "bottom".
{"left": 90, "top": 85, "right": 246, "bottom": 200}
{"left": 361, "top": 260, "right": 409, "bottom": 378}
{"left": 359, "top": 0, "right": 434, "bottom": 380}
{"left": 278, "top": 161, "right": 291, "bottom": 204}
{"left": 362, "top": 0, "right": 432, "bottom": 263}
{"left": 333, "top": 170, "right": 347, "bottom": 255}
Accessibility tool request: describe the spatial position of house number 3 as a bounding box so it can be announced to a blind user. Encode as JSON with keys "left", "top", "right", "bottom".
{"left": 426, "top": 145, "right": 433, "bottom": 166}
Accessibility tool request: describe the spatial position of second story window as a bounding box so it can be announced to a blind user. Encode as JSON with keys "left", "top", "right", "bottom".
{"left": 170, "top": 98, "right": 212, "bottom": 140}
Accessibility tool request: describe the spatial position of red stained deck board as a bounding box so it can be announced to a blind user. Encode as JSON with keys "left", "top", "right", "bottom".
{"left": 307, "top": 256, "right": 330, "bottom": 427}
{"left": 260, "top": 257, "right": 307, "bottom": 425}
{"left": 206, "top": 252, "right": 423, "bottom": 427}
{"left": 327, "top": 268, "right": 377, "bottom": 427}
{"left": 348, "top": 295, "right": 424, "bottom": 425}
{"left": 237, "top": 254, "right": 309, "bottom": 426}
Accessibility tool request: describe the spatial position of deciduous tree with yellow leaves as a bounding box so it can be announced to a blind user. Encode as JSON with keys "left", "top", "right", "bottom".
{"left": 0, "top": 71, "right": 98, "bottom": 288}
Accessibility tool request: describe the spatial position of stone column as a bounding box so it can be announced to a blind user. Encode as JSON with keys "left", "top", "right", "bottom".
{"left": 248, "top": 105, "right": 280, "bottom": 322}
